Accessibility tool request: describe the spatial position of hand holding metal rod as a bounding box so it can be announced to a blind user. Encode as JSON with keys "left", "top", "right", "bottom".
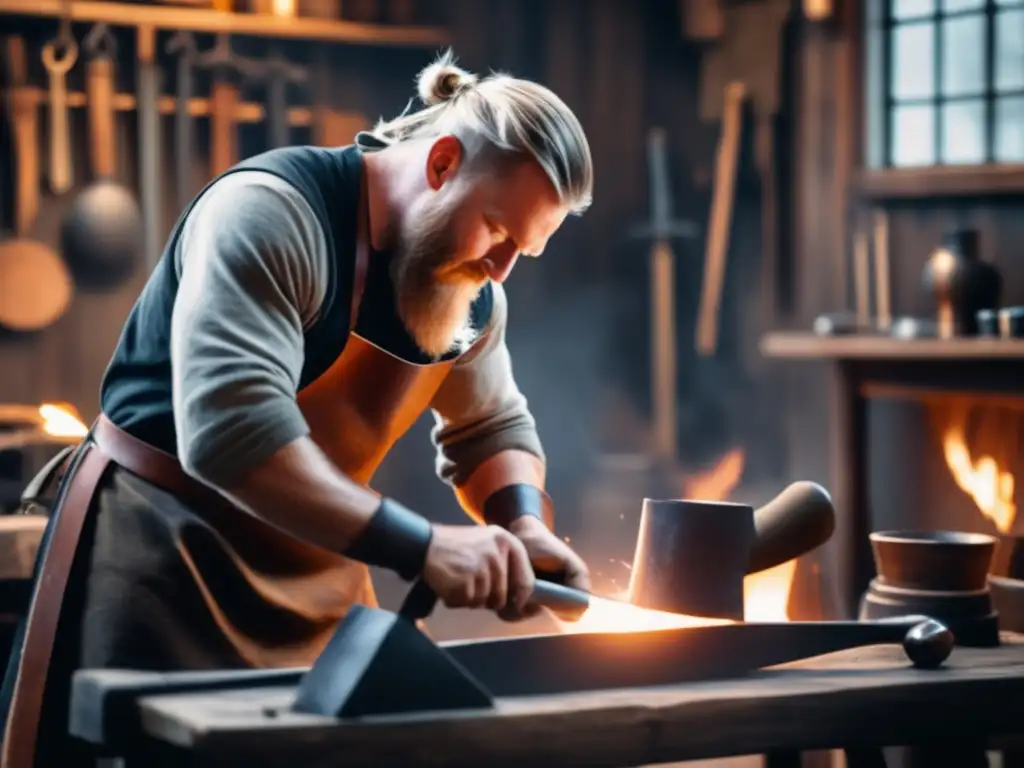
{"left": 400, "top": 577, "right": 589, "bottom": 624}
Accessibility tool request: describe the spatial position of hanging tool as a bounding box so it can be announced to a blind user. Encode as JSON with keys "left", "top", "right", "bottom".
{"left": 314, "top": 109, "right": 369, "bottom": 146}
{"left": 197, "top": 35, "right": 244, "bottom": 177}
{"left": 852, "top": 221, "right": 871, "bottom": 327}
{"left": 697, "top": 0, "right": 792, "bottom": 326}
{"left": 61, "top": 23, "right": 143, "bottom": 287}
{"left": 263, "top": 47, "right": 308, "bottom": 149}
{"left": 873, "top": 209, "right": 892, "bottom": 332}
{"left": 196, "top": 36, "right": 262, "bottom": 177}
{"left": 136, "top": 24, "right": 164, "bottom": 270}
{"left": 628, "top": 129, "right": 699, "bottom": 463}
{"left": 30, "top": 0, "right": 92, "bottom": 256}
{"left": 166, "top": 31, "right": 199, "bottom": 211}
{"left": 695, "top": 81, "right": 746, "bottom": 356}
{"left": 41, "top": 15, "right": 77, "bottom": 196}
{"left": 0, "top": 35, "right": 73, "bottom": 333}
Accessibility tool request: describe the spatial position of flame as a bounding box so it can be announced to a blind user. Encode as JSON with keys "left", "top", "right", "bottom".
{"left": 559, "top": 447, "right": 795, "bottom": 634}
{"left": 939, "top": 403, "right": 1016, "bottom": 534}
{"left": 38, "top": 403, "right": 89, "bottom": 440}
{"left": 682, "top": 447, "right": 746, "bottom": 501}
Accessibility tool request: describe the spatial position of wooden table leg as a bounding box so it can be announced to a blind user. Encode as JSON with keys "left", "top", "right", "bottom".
{"left": 844, "top": 747, "right": 887, "bottom": 767}
{"left": 829, "top": 360, "right": 872, "bottom": 619}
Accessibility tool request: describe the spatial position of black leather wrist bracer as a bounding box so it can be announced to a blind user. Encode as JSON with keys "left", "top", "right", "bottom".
{"left": 482, "top": 483, "right": 552, "bottom": 529}
{"left": 343, "top": 498, "right": 433, "bottom": 582}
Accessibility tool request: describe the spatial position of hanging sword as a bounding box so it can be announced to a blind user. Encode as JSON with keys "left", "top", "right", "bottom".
{"left": 630, "top": 128, "right": 700, "bottom": 463}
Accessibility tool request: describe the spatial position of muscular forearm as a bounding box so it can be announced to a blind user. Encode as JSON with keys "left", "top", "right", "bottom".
{"left": 223, "top": 436, "right": 433, "bottom": 579}
{"left": 454, "top": 449, "right": 546, "bottom": 523}
{"left": 225, "top": 436, "right": 381, "bottom": 553}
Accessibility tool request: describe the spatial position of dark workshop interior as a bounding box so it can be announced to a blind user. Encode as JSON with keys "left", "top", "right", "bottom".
{"left": 3, "top": 0, "right": 1024, "bottom": 766}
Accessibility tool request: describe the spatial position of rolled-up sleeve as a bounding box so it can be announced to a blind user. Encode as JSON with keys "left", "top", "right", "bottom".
{"left": 170, "top": 171, "right": 329, "bottom": 489}
{"left": 428, "top": 283, "right": 545, "bottom": 486}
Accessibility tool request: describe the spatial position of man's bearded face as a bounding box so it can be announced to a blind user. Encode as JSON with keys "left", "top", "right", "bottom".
{"left": 390, "top": 182, "right": 485, "bottom": 358}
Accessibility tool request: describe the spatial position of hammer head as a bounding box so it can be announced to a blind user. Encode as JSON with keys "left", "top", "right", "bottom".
{"left": 626, "top": 482, "right": 836, "bottom": 621}
{"left": 628, "top": 498, "right": 756, "bottom": 620}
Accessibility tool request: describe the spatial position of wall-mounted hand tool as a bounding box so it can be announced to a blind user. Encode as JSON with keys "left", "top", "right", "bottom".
{"left": 61, "top": 23, "right": 143, "bottom": 288}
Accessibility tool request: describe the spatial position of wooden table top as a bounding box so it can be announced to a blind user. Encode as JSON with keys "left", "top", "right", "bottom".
{"left": 128, "top": 633, "right": 1024, "bottom": 768}
{"left": 0, "top": 515, "right": 45, "bottom": 581}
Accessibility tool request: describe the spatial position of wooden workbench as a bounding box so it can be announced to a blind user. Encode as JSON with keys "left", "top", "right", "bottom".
{"left": 0, "top": 515, "right": 46, "bottom": 672}
{"left": 73, "top": 632, "right": 1024, "bottom": 768}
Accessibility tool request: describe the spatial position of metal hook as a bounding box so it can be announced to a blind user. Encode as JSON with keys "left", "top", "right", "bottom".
{"left": 42, "top": 0, "right": 79, "bottom": 68}
{"left": 165, "top": 30, "right": 198, "bottom": 59}
{"left": 195, "top": 33, "right": 234, "bottom": 69}
{"left": 83, "top": 23, "right": 117, "bottom": 58}
{"left": 196, "top": 34, "right": 268, "bottom": 82}
{"left": 56, "top": 0, "right": 75, "bottom": 48}
{"left": 265, "top": 51, "right": 309, "bottom": 85}
{"left": 41, "top": 38, "right": 78, "bottom": 74}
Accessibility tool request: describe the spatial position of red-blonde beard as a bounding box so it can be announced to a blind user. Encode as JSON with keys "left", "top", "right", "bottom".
{"left": 390, "top": 195, "right": 484, "bottom": 358}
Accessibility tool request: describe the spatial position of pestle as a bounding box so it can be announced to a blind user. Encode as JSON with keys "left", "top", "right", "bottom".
{"left": 747, "top": 481, "right": 835, "bottom": 575}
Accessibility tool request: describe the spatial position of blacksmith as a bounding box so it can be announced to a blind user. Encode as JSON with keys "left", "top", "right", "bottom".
{"left": 0, "top": 51, "right": 594, "bottom": 767}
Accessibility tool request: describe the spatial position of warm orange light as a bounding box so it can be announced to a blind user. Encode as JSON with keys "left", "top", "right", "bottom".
{"left": 272, "top": 0, "right": 296, "bottom": 16}
{"left": 38, "top": 403, "right": 89, "bottom": 440}
{"left": 559, "top": 447, "right": 795, "bottom": 634}
{"left": 941, "top": 406, "right": 1016, "bottom": 534}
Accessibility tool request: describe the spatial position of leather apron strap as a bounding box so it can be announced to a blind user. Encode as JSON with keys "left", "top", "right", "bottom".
{"left": 0, "top": 417, "right": 233, "bottom": 768}
{"left": 1, "top": 440, "right": 110, "bottom": 768}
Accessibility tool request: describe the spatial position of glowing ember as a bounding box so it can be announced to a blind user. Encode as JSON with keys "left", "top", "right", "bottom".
{"left": 559, "top": 446, "right": 796, "bottom": 633}
{"left": 556, "top": 592, "right": 733, "bottom": 634}
{"left": 937, "top": 402, "right": 1016, "bottom": 534}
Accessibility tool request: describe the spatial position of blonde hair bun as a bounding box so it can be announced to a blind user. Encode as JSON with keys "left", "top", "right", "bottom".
{"left": 417, "top": 51, "right": 478, "bottom": 106}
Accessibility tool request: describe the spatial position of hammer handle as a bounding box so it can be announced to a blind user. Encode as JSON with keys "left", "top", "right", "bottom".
{"left": 748, "top": 481, "right": 836, "bottom": 575}
{"left": 400, "top": 579, "right": 591, "bottom": 623}
{"left": 696, "top": 81, "right": 746, "bottom": 356}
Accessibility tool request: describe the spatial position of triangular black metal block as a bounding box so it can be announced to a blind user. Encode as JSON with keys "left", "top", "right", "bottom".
{"left": 292, "top": 605, "right": 494, "bottom": 718}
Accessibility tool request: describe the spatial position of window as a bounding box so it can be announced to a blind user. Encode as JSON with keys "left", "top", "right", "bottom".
{"left": 864, "top": 0, "right": 1024, "bottom": 168}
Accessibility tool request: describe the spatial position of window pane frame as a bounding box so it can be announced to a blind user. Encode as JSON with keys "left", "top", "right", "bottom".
{"left": 869, "top": 0, "right": 1024, "bottom": 167}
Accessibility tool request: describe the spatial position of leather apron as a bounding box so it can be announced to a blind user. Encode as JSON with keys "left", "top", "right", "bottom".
{"left": 0, "top": 190, "right": 480, "bottom": 768}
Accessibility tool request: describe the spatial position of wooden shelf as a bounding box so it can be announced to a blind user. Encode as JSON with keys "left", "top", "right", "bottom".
{"left": 759, "top": 331, "right": 1024, "bottom": 361}
{"left": 0, "top": 0, "right": 450, "bottom": 47}
{"left": 6, "top": 85, "right": 325, "bottom": 126}
{"left": 854, "top": 164, "right": 1024, "bottom": 200}
{"left": 859, "top": 383, "right": 1024, "bottom": 408}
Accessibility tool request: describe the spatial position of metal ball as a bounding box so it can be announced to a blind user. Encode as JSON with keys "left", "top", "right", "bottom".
{"left": 60, "top": 182, "right": 142, "bottom": 284}
{"left": 903, "top": 619, "right": 955, "bottom": 669}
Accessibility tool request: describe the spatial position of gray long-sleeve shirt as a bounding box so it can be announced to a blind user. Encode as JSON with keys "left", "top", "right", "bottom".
{"left": 169, "top": 170, "right": 544, "bottom": 491}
